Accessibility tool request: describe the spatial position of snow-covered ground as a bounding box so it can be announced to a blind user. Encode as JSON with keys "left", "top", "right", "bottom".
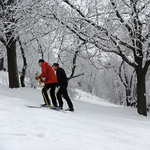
{"left": 0, "top": 71, "right": 150, "bottom": 150}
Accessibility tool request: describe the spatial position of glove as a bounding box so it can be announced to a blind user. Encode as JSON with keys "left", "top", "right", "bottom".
{"left": 35, "top": 76, "right": 40, "bottom": 80}
{"left": 40, "top": 78, "right": 44, "bottom": 83}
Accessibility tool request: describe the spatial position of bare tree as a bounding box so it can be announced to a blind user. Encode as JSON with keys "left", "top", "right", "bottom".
{"left": 18, "top": 37, "right": 27, "bottom": 87}
{"left": 0, "top": 0, "right": 20, "bottom": 88}
{"left": 50, "top": 0, "right": 150, "bottom": 116}
{"left": 113, "top": 60, "right": 136, "bottom": 106}
{"left": 0, "top": 57, "right": 4, "bottom": 70}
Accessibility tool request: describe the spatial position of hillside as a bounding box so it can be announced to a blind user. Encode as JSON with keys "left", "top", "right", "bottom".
{"left": 0, "top": 71, "right": 150, "bottom": 150}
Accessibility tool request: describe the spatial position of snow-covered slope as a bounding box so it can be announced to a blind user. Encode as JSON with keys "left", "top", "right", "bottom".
{"left": 0, "top": 71, "right": 150, "bottom": 150}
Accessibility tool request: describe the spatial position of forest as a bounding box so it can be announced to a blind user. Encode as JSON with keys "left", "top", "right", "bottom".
{"left": 0, "top": 0, "right": 150, "bottom": 116}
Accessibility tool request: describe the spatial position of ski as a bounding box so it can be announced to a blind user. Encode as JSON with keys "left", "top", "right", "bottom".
{"left": 25, "top": 105, "right": 66, "bottom": 112}
{"left": 25, "top": 105, "right": 42, "bottom": 108}
{"left": 25, "top": 104, "right": 58, "bottom": 109}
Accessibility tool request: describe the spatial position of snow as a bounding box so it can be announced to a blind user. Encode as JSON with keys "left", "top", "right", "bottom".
{"left": 75, "top": 89, "right": 121, "bottom": 107}
{"left": 0, "top": 71, "right": 150, "bottom": 150}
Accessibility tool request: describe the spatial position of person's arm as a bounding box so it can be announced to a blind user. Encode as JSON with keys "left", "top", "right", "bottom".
{"left": 39, "top": 65, "right": 47, "bottom": 78}
{"left": 57, "top": 69, "right": 62, "bottom": 85}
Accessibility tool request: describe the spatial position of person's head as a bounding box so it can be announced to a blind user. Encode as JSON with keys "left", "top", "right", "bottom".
{"left": 38, "top": 59, "right": 45, "bottom": 67}
{"left": 52, "top": 63, "right": 59, "bottom": 71}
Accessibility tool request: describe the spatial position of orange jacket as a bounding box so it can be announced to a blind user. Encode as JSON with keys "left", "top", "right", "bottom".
{"left": 39, "top": 62, "right": 58, "bottom": 84}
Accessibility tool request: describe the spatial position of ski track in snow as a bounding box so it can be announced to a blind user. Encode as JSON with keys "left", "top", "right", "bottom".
{"left": 0, "top": 72, "right": 150, "bottom": 150}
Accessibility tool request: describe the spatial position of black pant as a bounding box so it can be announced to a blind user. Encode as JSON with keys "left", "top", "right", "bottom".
{"left": 57, "top": 82, "right": 73, "bottom": 109}
{"left": 42, "top": 83, "right": 57, "bottom": 107}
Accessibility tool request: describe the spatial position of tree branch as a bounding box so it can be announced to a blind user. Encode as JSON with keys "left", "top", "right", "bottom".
{"left": 110, "top": 0, "right": 133, "bottom": 37}
{"left": 59, "top": 0, "right": 139, "bottom": 69}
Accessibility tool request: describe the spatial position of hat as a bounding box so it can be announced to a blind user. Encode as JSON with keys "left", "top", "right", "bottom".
{"left": 52, "top": 63, "right": 59, "bottom": 67}
{"left": 38, "top": 59, "right": 45, "bottom": 63}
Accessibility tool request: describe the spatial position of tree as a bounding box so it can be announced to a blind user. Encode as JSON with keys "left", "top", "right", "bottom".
{"left": 113, "top": 60, "right": 136, "bottom": 106}
{"left": 0, "top": 0, "right": 20, "bottom": 88}
{"left": 0, "top": 0, "right": 58, "bottom": 88}
{"left": 18, "top": 37, "right": 27, "bottom": 87}
{"left": 0, "top": 57, "right": 4, "bottom": 70}
{"left": 50, "top": 0, "right": 150, "bottom": 116}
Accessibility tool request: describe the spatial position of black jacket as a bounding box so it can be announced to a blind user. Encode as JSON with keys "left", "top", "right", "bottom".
{"left": 56, "top": 67, "right": 68, "bottom": 86}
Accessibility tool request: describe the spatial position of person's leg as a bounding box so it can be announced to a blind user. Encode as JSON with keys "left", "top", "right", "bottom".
{"left": 42, "top": 84, "right": 51, "bottom": 105}
{"left": 61, "top": 83, "right": 73, "bottom": 109}
{"left": 57, "top": 88, "right": 63, "bottom": 107}
{"left": 49, "top": 83, "right": 57, "bottom": 107}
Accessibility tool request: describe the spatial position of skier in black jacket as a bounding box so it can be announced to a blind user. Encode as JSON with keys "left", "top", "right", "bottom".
{"left": 52, "top": 63, "right": 74, "bottom": 111}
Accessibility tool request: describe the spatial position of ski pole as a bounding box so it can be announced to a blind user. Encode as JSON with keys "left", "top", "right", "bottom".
{"left": 41, "top": 82, "right": 53, "bottom": 106}
{"left": 37, "top": 80, "right": 50, "bottom": 110}
{"left": 67, "top": 72, "right": 84, "bottom": 80}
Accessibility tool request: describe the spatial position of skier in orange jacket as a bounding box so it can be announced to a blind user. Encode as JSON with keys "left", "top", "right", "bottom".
{"left": 35, "top": 59, "right": 58, "bottom": 107}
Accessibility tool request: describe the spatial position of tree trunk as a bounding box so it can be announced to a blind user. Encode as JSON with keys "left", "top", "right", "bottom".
{"left": 6, "top": 39, "right": 20, "bottom": 88}
{"left": 125, "top": 88, "right": 131, "bottom": 106}
{"left": 136, "top": 70, "right": 147, "bottom": 116}
{"left": 0, "top": 57, "right": 4, "bottom": 71}
{"left": 70, "top": 50, "right": 78, "bottom": 77}
{"left": 18, "top": 37, "right": 27, "bottom": 87}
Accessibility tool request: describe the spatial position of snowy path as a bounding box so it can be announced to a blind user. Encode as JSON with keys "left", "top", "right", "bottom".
{"left": 0, "top": 84, "right": 150, "bottom": 150}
